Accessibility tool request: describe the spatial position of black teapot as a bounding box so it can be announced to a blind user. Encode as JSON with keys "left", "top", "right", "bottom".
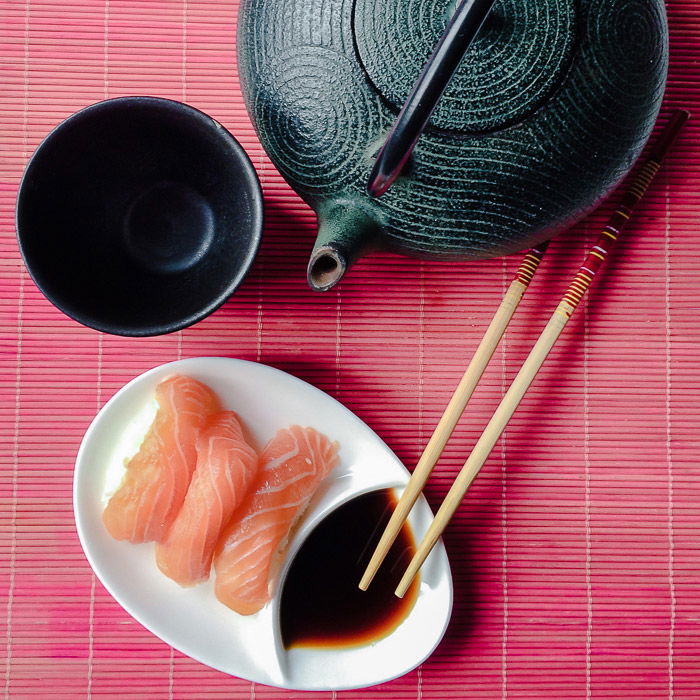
{"left": 237, "top": 0, "right": 668, "bottom": 290}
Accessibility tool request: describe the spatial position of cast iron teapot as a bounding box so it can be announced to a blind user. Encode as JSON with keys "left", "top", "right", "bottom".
{"left": 237, "top": 0, "right": 668, "bottom": 290}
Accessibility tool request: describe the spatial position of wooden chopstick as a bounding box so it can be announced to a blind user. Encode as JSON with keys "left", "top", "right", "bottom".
{"left": 392, "top": 109, "right": 690, "bottom": 598}
{"left": 358, "top": 242, "right": 549, "bottom": 591}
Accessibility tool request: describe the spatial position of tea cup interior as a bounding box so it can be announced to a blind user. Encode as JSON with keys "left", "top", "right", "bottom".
{"left": 16, "top": 97, "right": 262, "bottom": 336}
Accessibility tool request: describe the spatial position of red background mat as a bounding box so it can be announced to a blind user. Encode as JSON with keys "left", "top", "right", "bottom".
{"left": 1, "top": 1, "right": 699, "bottom": 697}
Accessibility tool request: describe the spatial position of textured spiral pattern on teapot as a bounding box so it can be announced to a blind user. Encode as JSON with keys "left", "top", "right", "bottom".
{"left": 251, "top": 47, "right": 386, "bottom": 194}
{"left": 237, "top": 0, "right": 667, "bottom": 262}
{"left": 354, "top": 0, "right": 577, "bottom": 133}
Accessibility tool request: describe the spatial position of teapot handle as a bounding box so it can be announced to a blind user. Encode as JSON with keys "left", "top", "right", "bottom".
{"left": 367, "top": 0, "right": 497, "bottom": 197}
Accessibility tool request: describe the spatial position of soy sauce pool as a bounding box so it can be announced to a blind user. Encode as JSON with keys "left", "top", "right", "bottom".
{"left": 280, "top": 488, "right": 419, "bottom": 649}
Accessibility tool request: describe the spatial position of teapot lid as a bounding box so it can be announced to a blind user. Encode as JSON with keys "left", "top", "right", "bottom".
{"left": 354, "top": 0, "right": 577, "bottom": 133}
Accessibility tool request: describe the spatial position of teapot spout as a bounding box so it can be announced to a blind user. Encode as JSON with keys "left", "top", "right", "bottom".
{"left": 307, "top": 200, "right": 380, "bottom": 291}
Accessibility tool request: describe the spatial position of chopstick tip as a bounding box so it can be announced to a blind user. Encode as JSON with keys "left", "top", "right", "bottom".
{"left": 668, "top": 108, "right": 691, "bottom": 132}
{"left": 649, "top": 109, "right": 691, "bottom": 163}
{"left": 394, "top": 572, "right": 413, "bottom": 599}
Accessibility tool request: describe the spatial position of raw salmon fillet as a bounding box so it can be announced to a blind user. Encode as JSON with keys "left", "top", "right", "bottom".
{"left": 155, "top": 411, "right": 259, "bottom": 586}
{"left": 213, "top": 425, "right": 340, "bottom": 615}
{"left": 102, "top": 374, "right": 220, "bottom": 543}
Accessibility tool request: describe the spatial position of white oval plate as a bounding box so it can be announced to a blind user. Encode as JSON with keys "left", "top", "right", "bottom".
{"left": 74, "top": 357, "right": 453, "bottom": 690}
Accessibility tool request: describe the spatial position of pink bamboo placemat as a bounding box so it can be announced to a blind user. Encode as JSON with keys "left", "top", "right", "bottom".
{"left": 1, "top": 1, "right": 699, "bottom": 697}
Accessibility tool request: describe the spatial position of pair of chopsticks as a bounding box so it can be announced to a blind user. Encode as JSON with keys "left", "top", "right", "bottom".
{"left": 359, "top": 109, "right": 690, "bottom": 598}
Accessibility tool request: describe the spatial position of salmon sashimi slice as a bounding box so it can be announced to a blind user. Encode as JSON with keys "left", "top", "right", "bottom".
{"left": 155, "top": 411, "right": 259, "bottom": 586}
{"left": 102, "top": 374, "right": 221, "bottom": 543}
{"left": 213, "top": 425, "right": 340, "bottom": 615}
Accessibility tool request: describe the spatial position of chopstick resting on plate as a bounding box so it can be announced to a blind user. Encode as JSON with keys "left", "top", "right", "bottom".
{"left": 358, "top": 241, "right": 550, "bottom": 591}
{"left": 360, "top": 108, "right": 690, "bottom": 598}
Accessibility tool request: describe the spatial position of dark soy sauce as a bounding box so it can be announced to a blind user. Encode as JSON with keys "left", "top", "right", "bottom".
{"left": 280, "top": 488, "right": 419, "bottom": 649}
